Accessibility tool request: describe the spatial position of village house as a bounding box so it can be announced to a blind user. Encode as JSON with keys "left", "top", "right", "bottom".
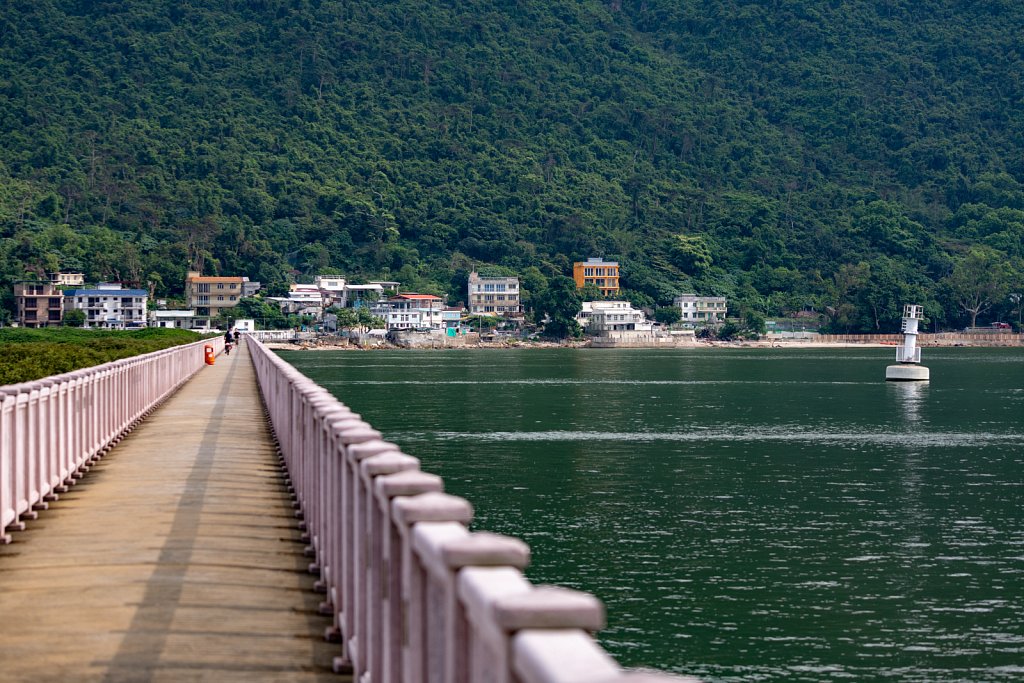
{"left": 380, "top": 293, "right": 445, "bottom": 331}
{"left": 467, "top": 272, "right": 523, "bottom": 318}
{"left": 674, "top": 294, "right": 728, "bottom": 324}
{"left": 63, "top": 283, "right": 148, "bottom": 329}
{"left": 14, "top": 281, "right": 64, "bottom": 328}
{"left": 577, "top": 300, "right": 653, "bottom": 333}
{"left": 572, "top": 257, "right": 620, "bottom": 297}
{"left": 184, "top": 272, "right": 244, "bottom": 324}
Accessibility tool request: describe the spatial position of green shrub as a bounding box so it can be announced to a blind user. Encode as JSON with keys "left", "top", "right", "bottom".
{"left": 0, "top": 329, "right": 206, "bottom": 385}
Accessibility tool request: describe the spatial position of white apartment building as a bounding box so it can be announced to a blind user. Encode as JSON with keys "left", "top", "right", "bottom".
{"left": 674, "top": 294, "right": 727, "bottom": 324}
{"left": 64, "top": 283, "right": 148, "bottom": 329}
{"left": 577, "top": 301, "right": 653, "bottom": 333}
{"left": 467, "top": 272, "right": 523, "bottom": 317}
{"left": 315, "top": 275, "right": 346, "bottom": 306}
{"left": 381, "top": 294, "right": 445, "bottom": 331}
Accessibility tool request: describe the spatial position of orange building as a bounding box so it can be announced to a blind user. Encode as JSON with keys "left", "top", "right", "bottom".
{"left": 572, "top": 258, "right": 620, "bottom": 297}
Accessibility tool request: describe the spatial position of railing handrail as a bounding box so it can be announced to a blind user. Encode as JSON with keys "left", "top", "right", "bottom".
{"left": 1, "top": 336, "right": 224, "bottom": 543}
{"left": 246, "top": 335, "right": 699, "bottom": 683}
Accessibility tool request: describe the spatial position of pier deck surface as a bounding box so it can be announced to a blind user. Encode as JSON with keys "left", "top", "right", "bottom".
{"left": 0, "top": 343, "right": 343, "bottom": 682}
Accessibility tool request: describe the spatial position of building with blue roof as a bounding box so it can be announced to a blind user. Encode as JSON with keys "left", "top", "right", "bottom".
{"left": 63, "top": 283, "right": 148, "bottom": 329}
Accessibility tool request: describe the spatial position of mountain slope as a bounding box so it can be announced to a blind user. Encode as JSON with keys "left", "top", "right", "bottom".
{"left": 1, "top": 0, "right": 1022, "bottom": 330}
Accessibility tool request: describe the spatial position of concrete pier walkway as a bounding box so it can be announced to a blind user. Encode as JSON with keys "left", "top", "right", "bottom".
{"left": 0, "top": 343, "right": 343, "bottom": 682}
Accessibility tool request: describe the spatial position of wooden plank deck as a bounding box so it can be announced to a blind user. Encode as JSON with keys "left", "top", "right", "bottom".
{"left": 0, "top": 342, "right": 345, "bottom": 682}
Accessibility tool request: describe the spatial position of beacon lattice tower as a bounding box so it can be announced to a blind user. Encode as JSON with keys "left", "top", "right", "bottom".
{"left": 885, "top": 304, "right": 930, "bottom": 381}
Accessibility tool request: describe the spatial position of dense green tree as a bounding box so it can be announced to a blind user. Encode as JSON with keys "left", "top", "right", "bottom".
{"left": 534, "top": 276, "right": 582, "bottom": 339}
{"left": 62, "top": 309, "right": 86, "bottom": 327}
{"left": 942, "top": 249, "right": 1013, "bottom": 328}
{"left": 654, "top": 306, "right": 682, "bottom": 326}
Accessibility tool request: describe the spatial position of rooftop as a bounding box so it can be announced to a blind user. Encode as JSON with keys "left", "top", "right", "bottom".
{"left": 65, "top": 288, "right": 148, "bottom": 297}
{"left": 186, "top": 276, "right": 245, "bottom": 283}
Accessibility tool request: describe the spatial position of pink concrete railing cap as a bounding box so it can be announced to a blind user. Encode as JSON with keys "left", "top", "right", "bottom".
{"left": 441, "top": 531, "right": 531, "bottom": 570}
{"left": 392, "top": 491, "right": 473, "bottom": 526}
{"left": 493, "top": 586, "right": 605, "bottom": 632}
{"left": 607, "top": 674, "right": 704, "bottom": 683}
{"left": 375, "top": 470, "right": 444, "bottom": 499}
{"left": 458, "top": 566, "right": 533, "bottom": 618}
{"left": 329, "top": 419, "right": 370, "bottom": 436}
{"left": 338, "top": 425, "right": 383, "bottom": 446}
{"left": 347, "top": 439, "right": 401, "bottom": 461}
{"left": 361, "top": 452, "right": 420, "bottom": 477}
{"left": 511, "top": 630, "right": 619, "bottom": 683}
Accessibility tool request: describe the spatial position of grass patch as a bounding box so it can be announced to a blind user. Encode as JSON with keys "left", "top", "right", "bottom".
{"left": 0, "top": 328, "right": 209, "bottom": 385}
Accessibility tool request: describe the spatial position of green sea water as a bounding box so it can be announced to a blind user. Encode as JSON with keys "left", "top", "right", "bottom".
{"left": 278, "top": 347, "right": 1024, "bottom": 682}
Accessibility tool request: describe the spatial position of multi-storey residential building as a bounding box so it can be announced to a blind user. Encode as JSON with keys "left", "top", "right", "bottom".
{"left": 674, "top": 294, "right": 727, "bottom": 324}
{"left": 273, "top": 284, "right": 324, "bottom": 316}
{"left": 49, "top": 272, "right": 85, "bottom": 287}
{"left": 314, "top": 275, "right": 346, "bottom": 306}
{"left": 63, "top": 283, "right": 148, "bottom": 329}
{"left": 467, "top": 272, "right": 523, "bottom": 317}
{"left": 577, "top": 301, "right": 652, "bottom": 333}
{"left": 381, "top": 293, "right": 445, "bottom": 331}
{"left": 14, "top": 282, "right": 64, "bottom": 328}
{"left": 184, "top": 272, "right": 244, "bottom": 321}
{"left": 572, "top": 258, "right": 620, "bottom": 297}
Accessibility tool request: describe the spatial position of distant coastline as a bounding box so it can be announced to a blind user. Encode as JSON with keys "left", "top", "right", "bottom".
{"left": 265, "top": 333, "right": 1023, "bottom": 352}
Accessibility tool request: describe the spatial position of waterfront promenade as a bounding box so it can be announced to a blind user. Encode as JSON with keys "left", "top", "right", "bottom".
{"left": 0, "top": 342, "right": 342, "bottom": 682}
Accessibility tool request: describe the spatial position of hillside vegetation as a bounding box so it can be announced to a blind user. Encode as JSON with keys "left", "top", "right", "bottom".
{"left": 1, "top": 0, "right": 1022, "bottom": 331}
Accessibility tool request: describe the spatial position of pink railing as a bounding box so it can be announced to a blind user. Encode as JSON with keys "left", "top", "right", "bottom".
{"left": 0, "top": 337, "right": 223, "bottom": 543}
{"left": 247, "top": 336, "right": 699, "bottom": 683}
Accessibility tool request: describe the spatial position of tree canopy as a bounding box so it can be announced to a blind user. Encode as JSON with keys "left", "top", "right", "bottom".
{"left": 1, "top": 0, "right": 1022, "bottom": 331}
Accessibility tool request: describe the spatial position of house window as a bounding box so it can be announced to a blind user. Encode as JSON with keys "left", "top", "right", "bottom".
{"left": 217, "top": 284, "right": 224, "bottom": 289}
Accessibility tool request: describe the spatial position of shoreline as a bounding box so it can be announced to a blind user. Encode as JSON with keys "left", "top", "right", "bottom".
{"left": 264, "top": 338, "right": 1022, "bottom": 351}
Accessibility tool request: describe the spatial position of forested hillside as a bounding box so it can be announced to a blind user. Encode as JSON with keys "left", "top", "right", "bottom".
{"left": 1, "top": 0, "right": 1022, "bottom": 331}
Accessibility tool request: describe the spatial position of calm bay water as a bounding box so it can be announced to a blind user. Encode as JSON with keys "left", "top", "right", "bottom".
{"left": 278, "top": 347, "right": 1024, "bottom": 682}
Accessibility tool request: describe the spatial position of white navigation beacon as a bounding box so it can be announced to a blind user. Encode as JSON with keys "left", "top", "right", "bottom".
{"left": 885, "top": 304, "right": 930, "bottom": 381}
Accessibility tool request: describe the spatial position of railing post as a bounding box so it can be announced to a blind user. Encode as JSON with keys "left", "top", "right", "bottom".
{"left": 359, "top": 451, "right": 421, "bottom": 679}
{"left": 392, "top": 492, "right": 474, "bottom": 683}
{"left": 373, "top": 470, "right": 444, "bottom": 683}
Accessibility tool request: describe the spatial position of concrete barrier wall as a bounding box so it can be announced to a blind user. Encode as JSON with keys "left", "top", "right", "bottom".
{"left": 815, "top": 333, "right": 1023, "bottom": 345}
{"left": 246, "top": 336, "right": 699, "bottom": 683}
{"left": 0, "top": 337, "right": 224, "bottom": 543}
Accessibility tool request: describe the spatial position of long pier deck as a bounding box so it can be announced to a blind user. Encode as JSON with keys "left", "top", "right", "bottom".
{"left": 0, "top": 343, "right": 343, "bottom": 682}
